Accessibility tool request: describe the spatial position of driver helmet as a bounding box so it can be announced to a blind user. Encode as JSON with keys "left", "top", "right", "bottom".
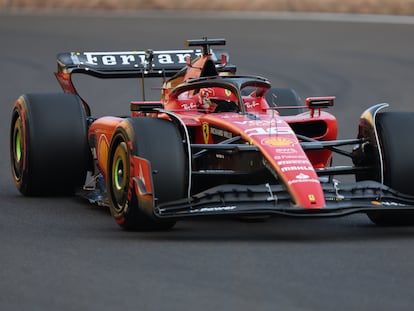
{"left": 198, "top": 87, "right": 237, "bottom": 112}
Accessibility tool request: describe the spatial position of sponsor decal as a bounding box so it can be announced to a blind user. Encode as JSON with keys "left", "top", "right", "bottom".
{"left": 274, "top": 155, "right": 307, "bottom": 160}
{"left": 277, "top": 160, "right": 310, "bottom": 166}
{"left": 326, "top": 197, "right": 343, "bottom": 201}
{"left": 288, "top": 178, "right": 319, "bottom": 185}
{"left": 245, "top": 126, "right": 294, "bottom": 137}
{"left": 281, "top": 166, "right": 314, "bottom": 172}
{"left": 383, "top": 201, "right": 407, "bottom": 207}
{"left": 235, "top": 120, "right": 283, "bottom": 126}
{"left": 263, "top": 137, "right": 293, "bottom": 147}
{"left": 225, "top": 89, "right": 232, "bottom": 97}
{"left": 78, "top": 50, "right": 203, "bottom": 67}
{"left": 181, "top": 102, "right": 198, "bottom": 110}
{"left": 190, "top": 206, "right": 237, "bottom": 213}
{"left": 219, "top": 114, "right": 245, "bottom": 119}
{"left": 202, "top": 123, "right": 210, "bottom": 144}
{"left": 245, "top": 101, "right": 260, "bottom": 109}
{"left": 296, "top": 173, "right": 310, "bottom": 179}
{"left": 372, "top": 201, "right": 407, "bottom": 207}
{"left": 275, "top": 148, "right": 297, "bottom": 154}
{"left": 210, "top": 127, "right": 233, "bottom": 139}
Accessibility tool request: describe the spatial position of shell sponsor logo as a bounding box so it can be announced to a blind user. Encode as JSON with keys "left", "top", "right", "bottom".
{"left": 263, "top": 137, "right": 293, "bottom": 147}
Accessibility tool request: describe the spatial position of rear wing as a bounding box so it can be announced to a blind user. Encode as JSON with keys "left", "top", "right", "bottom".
{"left": 56, "top": 48, "right": 235, "bottom": 78}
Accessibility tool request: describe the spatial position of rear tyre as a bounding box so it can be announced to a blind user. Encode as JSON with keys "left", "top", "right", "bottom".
{"left": 367, "top": 112, "right": 414, "bottom": 225}
{"left": 107, "top": 117, "right": 187, "bottom": 231}
{"left": 10, "top": 93, "right": 89, "bottom": 196}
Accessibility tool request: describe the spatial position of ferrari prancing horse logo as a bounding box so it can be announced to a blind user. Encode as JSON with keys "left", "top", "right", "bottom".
{"left": 308, "top": 194, "right": 316, "bottom": 203}
{"left": 202, "top": 123, "right": 210, "bottom": 144}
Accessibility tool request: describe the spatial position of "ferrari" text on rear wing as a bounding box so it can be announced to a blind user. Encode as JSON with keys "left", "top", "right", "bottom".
{"left": 56, "top": 48, "right": 233, "bottom": 78}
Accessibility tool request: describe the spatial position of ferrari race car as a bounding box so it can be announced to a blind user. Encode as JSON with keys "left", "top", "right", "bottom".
{"left": 10, "top": 38, "right": 414, "bottom": 230}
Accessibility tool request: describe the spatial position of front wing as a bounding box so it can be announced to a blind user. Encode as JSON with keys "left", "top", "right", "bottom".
{"left": 155, "top": 180, "right": 414, "bottom": 219}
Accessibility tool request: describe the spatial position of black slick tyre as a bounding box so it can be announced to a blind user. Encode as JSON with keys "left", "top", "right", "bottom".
{"left": 367, "top": 112, "right": 414, "bottom": 226}
{"left": 107, "top": 117, "right": 187, "bottom": 231}
{"left": 10, "top": 93, "right": 89, "bottom": 196}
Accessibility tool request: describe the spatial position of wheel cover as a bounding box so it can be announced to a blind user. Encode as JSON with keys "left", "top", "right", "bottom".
{"left": 110, "top": 142, "right": 130, "bottom": 212}
{"left": 114, "top": 157, "right": 125, "bottom": 191}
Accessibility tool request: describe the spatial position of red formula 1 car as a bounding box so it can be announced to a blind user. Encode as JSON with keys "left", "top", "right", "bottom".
{"left": 10, "top": 38, "right": 414, "bottom": 230}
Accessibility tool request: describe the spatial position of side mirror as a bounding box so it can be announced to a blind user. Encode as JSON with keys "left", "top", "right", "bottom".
{"left": 306, "top": 96, "right": 335, "bottom": 108}
{"left": 306, "top": 96, "right": 335, "bottom": 117}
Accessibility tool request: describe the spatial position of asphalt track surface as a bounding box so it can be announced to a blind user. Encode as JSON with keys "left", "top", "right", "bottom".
{"left": 1, "top": 10, "right": 414, "bottom": 311}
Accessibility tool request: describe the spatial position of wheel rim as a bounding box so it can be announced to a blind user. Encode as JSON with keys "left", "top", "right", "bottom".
{"left": 110, "top": 142, "right": 130, "bottom": 212}
{"left": 12, "top": 116, "right": 24, "bottom": 180}
{"left": 114, "top": 156, "right": 125, "bottom": 191}
{"left": 15, "top": 128, "right": 22, "bottom": 162}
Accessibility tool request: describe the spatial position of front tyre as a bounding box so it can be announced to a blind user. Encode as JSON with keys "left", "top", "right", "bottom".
{"left": 367, "top": 112, "right": 414, "bottom": 225}
{"left": 107, "top": 118, "right": 187, "bottom": 231}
